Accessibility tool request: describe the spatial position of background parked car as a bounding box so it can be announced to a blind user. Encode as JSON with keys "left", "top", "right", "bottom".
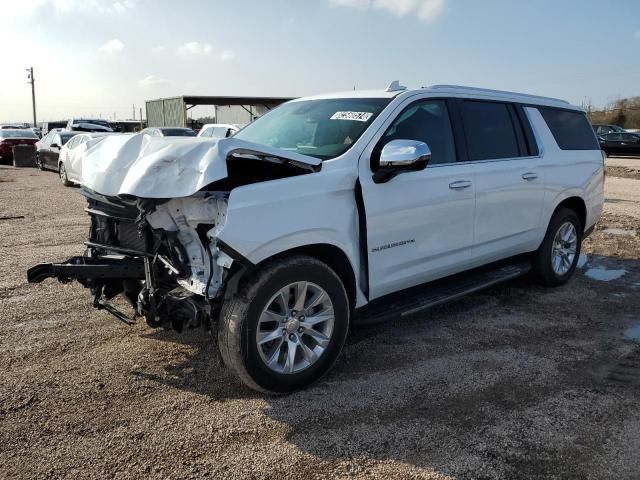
{"left": 41, "top": 121, "right": 68, "bottom": 137}
{"left": 197, "top": 123, "right": 243, "bottom": 139}
{"left": 592, "top": 124, "right": 626, "bottom": 135}
{"left": 0, "top": 129, "right": 39, "bottom": 163}
{"left": 66, "top": 118, "right": 114, "bottom": 132}
{"left": 140, "top": 127, "right": 197, "bottom": 137}
{"left": 58, "top": 132, "right": 121, "bottom": 186}
{"left": 0, "top": 124, "right": 28, "bottom": 129}
{"left": 598, "top": 132, "right": 640, "bottom": 156}
{"left": 36, "top": 130, "right": 77, "bottom": 171}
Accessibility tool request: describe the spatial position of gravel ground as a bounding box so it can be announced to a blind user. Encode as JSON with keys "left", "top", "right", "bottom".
{"left": 1, "top": 165, "right": 640, "bottom": 479}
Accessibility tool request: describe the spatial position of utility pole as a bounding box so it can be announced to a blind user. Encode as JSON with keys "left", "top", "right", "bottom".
{"left": 26, "top": 67, "right": 37, "bottom": 127}
{"left": 132, "top": 104, "right": 135, "bottom": 120}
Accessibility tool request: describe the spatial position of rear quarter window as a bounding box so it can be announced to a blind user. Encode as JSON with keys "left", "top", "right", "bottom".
{"left": 538, "top": 108, "right": 599, "bottom": 150}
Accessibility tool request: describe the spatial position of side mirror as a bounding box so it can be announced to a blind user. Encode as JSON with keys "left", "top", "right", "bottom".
{"left": 373, "top": 139, "right": 431, "bottom": 184}
{"left": 51, "top": 143, "right": 61, "bottom": 149}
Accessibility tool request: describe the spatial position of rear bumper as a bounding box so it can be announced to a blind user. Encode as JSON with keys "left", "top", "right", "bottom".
{"left": 27, "top": 255, "right": 145, "bottom": 284}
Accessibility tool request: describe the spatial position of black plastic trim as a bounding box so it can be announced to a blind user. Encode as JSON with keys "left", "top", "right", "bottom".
{"left": 217, "top": 239, "right": 255, "bottom": 268}
{"left": 354, "top": 179, "right": 369, "bottom": 300}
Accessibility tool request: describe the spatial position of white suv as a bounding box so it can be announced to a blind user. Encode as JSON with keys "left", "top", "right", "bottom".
{"left": 29, "top": 83, "right": 604, "bottom": 393}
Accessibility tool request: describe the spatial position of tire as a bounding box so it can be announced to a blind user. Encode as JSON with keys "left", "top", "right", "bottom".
{"left": 532, "top": 207, "right": 583, "bottom": 286}
{"left": 59, "top": 162, "right": 71, "bottom": 186}
{"left": 218, "top": 255, "right": 350, "bottom": 394}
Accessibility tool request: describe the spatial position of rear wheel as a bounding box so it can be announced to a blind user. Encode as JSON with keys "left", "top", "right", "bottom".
{"left": 59, "top": 162, "right": 71, "bottom": 186}
{"left": 533, "top": 207, "right": 583, "bottom": 286}
{"left": 218, "top": 255, "right": 350, "bottom": 394}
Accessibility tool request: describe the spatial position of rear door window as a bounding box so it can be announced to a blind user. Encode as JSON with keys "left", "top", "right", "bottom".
{"left": 460, "top": 101, "right": 521, "bottom": 160}
{"left": 538, "top": 108, "right": 599, "bottom": 150}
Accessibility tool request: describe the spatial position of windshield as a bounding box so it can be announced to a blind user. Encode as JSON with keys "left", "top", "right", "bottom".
{"left": 75, "top": 119, "right": 111, "bottom": 128}
{"left": 160, "top": 128, "right": 197, "bottom": 136}
{"left": 234, "top": 98, "right": 391, "bottom": 160}
{"left": 0, "top": 130, "right": 38, "bottom": 138}
{"left": 60, "top": 133, "right": 76, "bottom": 144}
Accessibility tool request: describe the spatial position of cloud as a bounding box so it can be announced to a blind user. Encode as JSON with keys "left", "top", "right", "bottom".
{"left": 218, "top": 49, "right": 236, "bottom": 61}
{"left": 151, "top": 45, "right": 166, "bottom": 53}
{"left": 101, "top": 39, "right": 124, "bottom": 53}
{"left": 178, "top": 42, "right": 213, "bottom": 56}
{"left": 138, "top": 75, "right": 172, "bottom": 89}
{"left": 329, "top": 0, "right": 445, "bottom": 22}
{"left": 3, "top": 0, "right": 138, "bottom": 19}
{"left": 177, "top": 42, "right": 236, "bottom": 61}
{"left": 329, "top": 0, "right": 369, "bottom": 8}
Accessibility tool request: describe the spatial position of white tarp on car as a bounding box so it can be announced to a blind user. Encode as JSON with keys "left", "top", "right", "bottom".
{"left": 80, "top": 134, "right": 320, "bottom": 198}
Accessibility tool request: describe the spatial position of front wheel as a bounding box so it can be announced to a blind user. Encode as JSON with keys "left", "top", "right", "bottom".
{"left": 218, "top": 255, "right": 350, "bottom": 394}
{"left": 532, "top": 207, "right": 583, "bottom": 286}
{"left": 59, "top": 162, "right": 72, "bottom": 186}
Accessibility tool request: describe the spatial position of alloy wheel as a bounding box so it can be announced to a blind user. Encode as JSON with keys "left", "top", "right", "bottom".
{"left": 551, "top": 221, "right": 577, "bottom": 275}
{"left": 256, "top": 281, "right": 335, "bottom": 374}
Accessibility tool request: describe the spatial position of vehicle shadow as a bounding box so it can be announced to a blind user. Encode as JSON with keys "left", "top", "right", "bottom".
{"left": 135, "top": 256, "right": 640, "bottom": 476}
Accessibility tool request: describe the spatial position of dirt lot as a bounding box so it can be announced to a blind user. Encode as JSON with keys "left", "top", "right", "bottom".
{"left": 1, "top": 161, "right": 639, "bottom": 479}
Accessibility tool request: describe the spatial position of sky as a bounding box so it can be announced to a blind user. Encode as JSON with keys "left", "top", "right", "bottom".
{"left": 1, "top": 0, "right": 639, "bottom": 123}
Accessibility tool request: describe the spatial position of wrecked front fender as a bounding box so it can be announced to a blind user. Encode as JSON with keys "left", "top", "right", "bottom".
{"left": 79, "top": 134, "right": 321, "bottom": 198}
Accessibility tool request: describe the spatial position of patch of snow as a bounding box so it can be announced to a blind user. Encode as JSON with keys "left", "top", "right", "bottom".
{"left": 577, "top": 253, "right": 588, "bottom": 268}
{"left": 602, "top": 228, "right": 634, "bottom": 236}
{"left": 624, "top": 323, "right": 640, "bottom": 342}
{"left": 584, "top": 267, "right": 627, "bottom": 282}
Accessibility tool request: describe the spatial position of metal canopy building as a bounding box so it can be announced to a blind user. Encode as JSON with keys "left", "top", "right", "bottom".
{"left": 145, "top": 95, "right": 295, "bottom": 128}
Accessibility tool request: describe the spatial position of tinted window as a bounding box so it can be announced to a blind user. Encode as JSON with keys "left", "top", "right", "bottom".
{"left": 160, "top": 128, "right": 197, "bottom": 137}
{"left": 380, "top": 100, "right": 456, "bottom": 165}
{"left": 0, "top": 130, "right": 38, "bottom": 138}
{"left": 60, "top": 133, "right": 76, "bottom": 145}
{"left": 621, "top": 133, "right": 640, "bottom": 143}
{"left": 461, "top": 101, "right": 520, "bottom": 160}
{"left": 538, "top": 108, "right": 599, "bottom": 150}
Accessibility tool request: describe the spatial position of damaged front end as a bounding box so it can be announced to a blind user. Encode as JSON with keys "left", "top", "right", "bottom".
{"left": 27, "top": 135, "right": 321, "bottom": 332}
{"left": 28, "top": 190, "right": 236, "bottom": 331}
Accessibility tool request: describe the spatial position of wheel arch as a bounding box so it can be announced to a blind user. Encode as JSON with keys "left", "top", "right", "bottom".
{"left": 225, "top": 243, "right": 358, "bottom": 311}
{"left": 553, "top": 196, "right": 586, "bottom": 233}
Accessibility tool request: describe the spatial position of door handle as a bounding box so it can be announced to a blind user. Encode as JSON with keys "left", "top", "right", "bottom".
{"left": 449, "top": 180, "right": 472, "bottom": 190}
{"left": 522, "top": 172, "right": 538, "bottom": 181}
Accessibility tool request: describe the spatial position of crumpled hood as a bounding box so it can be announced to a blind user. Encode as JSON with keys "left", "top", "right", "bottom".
{"left": 80, "top": 134, "right": 321, "bottom": 198}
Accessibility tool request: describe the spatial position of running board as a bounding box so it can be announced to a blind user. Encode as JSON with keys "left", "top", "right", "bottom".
{"left": 353, "top": 260, "right": 531, "bottom": 326}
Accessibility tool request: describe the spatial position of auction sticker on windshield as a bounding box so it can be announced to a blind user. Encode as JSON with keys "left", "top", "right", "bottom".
{"left": 330, "top": 111, "right": 373, "bottom": 122}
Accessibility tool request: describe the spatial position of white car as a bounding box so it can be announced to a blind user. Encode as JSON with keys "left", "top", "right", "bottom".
{"left": 29, "top": 82, "right": 604, "bottom": 393}
{"left": 57, "top": 132, "right": 119, "bottom": 186}
{"left": 197, "top": 123, "right": 243, "bottom": 139}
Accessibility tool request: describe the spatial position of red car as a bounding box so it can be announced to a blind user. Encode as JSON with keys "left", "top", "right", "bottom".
{"left": 0, "top": 129, "right": 39, "bottom": 164}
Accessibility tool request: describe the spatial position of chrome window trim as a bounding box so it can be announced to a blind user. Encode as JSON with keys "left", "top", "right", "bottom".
{"left": 426, "top": 155, "right": 542, "bottom": 169}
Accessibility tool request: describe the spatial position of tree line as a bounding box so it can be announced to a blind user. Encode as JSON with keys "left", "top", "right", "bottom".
{"left": 586, "top": 97, "right": 640, "bottom": 129}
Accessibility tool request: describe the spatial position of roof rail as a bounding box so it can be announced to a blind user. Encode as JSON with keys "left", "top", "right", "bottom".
{"left": 427, "top": 84, "right": 570, "bottom": 105}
